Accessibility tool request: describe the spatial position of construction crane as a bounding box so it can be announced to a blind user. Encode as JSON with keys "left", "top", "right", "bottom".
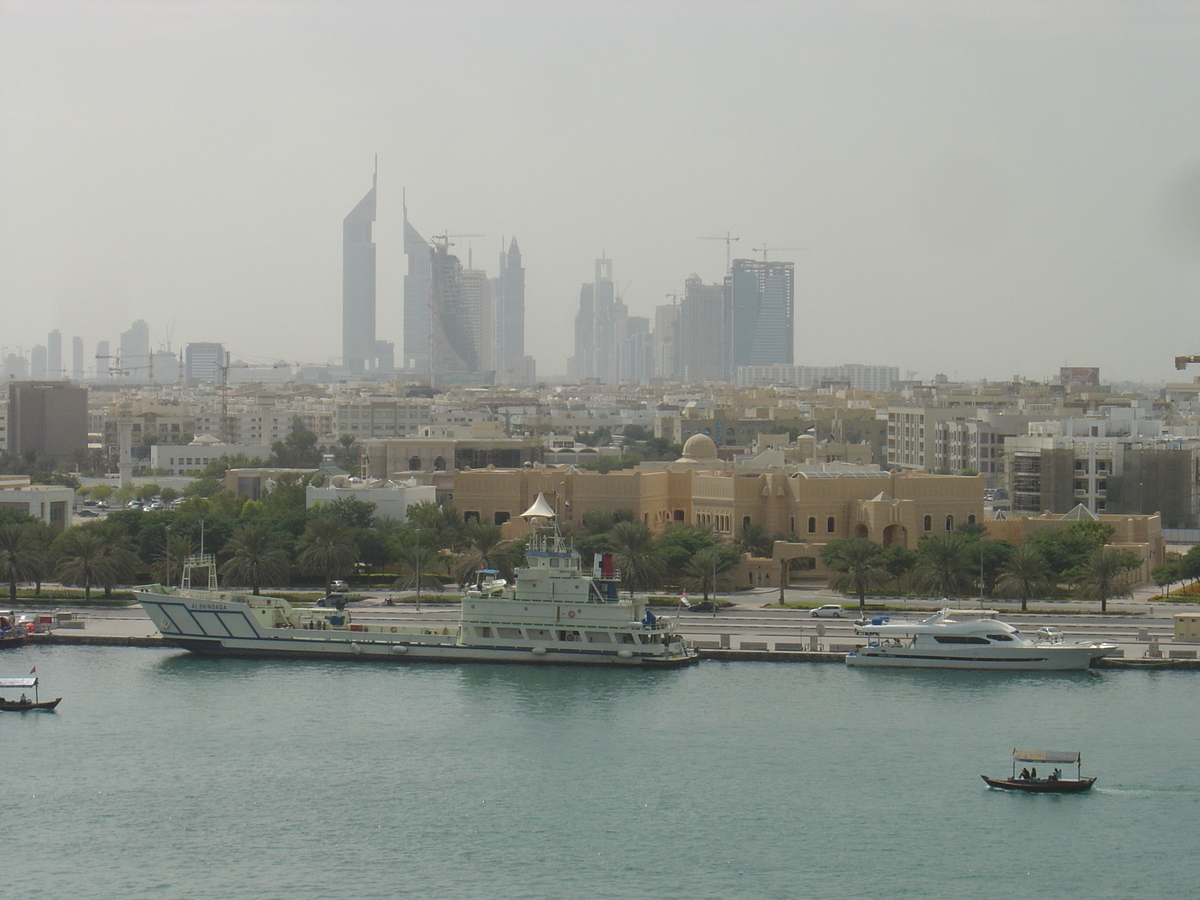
{"left": 751, "top": 245, "right": 805, "bottom": 262}
{"left": 217, "top": 355, "right": 307, "bottom": 443}
{"left": 1175, "top": 356, "right": 1200, "bottom": 370}
{"left": 471, "top": 395, "right": 545, "bottom": 463}
{"left": 699, "top": 232, "right": 740, "bottom": 273}
{"left": 430, "top": 233, "right": 487, "bottom": 267}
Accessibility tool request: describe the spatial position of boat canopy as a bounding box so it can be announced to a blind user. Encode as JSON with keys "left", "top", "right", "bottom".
{"left": 1013, "top": 749, "right": 1080, "bottom": 764}
{"left": 519, "top": 492, "right": 556, "bottom": 521}
{"left": 0, "top": 677, "right": 37, "bottom": 689}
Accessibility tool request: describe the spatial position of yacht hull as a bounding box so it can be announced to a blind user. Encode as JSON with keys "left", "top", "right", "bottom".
{"left": 845, "top": 647, "right": 1108, "bottom": 670}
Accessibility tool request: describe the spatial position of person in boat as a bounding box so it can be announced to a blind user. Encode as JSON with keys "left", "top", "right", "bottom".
{"left": 1029, "top": 767, "right": 1037, "bottom": 781}
{"left": 1019, "top": 767, "right": 1031, "bottom": 781}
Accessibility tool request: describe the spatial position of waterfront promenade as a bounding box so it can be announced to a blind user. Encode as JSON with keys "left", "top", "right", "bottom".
{"left": 18, "top": 590, "right": 1200, "bottom": 667}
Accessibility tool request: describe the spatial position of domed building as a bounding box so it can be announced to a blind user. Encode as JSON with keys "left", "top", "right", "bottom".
{"left": 678, "top": 433, "right": 718, "bottom": 463}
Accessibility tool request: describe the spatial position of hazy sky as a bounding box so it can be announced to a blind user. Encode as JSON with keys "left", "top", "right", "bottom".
{"left": 3, "top": 0, "right": 1199, "bottom": 383}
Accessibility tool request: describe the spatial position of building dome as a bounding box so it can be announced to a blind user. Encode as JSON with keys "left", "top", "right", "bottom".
{"left": 680, "top": 433, "right": 718, "bottom": 460}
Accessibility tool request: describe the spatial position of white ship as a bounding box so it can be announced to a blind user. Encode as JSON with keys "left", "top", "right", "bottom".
{"left": 134, "top": 494, "right": 698, "bottom": 668}
{"left": 845, "top": 608, "right": 1116, "bottom": 670}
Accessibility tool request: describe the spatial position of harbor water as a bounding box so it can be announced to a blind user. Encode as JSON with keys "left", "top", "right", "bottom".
{"left": 3, "top": 645, "right": 1197, "bottom": 899}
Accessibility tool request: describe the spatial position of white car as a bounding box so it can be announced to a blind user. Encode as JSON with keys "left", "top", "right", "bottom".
{"left": 810, "top": 604, "right": 845, "bottom": 618}
{"left": 330, "top": 580, "right": 349, "bottom": 593}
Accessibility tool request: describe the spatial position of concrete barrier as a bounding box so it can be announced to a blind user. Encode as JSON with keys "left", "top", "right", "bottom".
{"left": 1169, "top": 649, "right": 1198, "bottom": 659}
{"left": 739, "top": 641, "right": 768, "bottom": 651}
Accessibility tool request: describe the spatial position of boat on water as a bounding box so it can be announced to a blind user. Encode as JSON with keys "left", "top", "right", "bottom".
{"left": 133, "top": 493, "right": 698, "bottom": 667}
{"left": 0, "top": 611, "right": 28, "bottom": 649}
{"left": 0, "top": 674, "right": 61, "bottom": 712}
{"left": 845, "top": 608, "right": 1117, "bottom": 670}
{"left": 982, "top": 749, "right": 1095, "bottom": 793}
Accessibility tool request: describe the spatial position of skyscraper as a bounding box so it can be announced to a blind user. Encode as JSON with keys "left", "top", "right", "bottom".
{"left": 679, "top": 275, "right": 728, "bottom": 383}
{"left": 47, "top": 330, "right": 62, "bottom": 380}
{"left": 185, "top": 342, "right": 226, "bottom": 386}
{"left": 429, "top": 239, "right": 493, "bottom": 384}
{"left": 493, "top": 238, "right": 525, "bottom": 384}
{"left": 120, "top": 319, "right": 150, "bottom": 382}
{"left": 654, "top": 302, "right": 681, "bottom": 381}
{"left": 342, "top": 165, "right": 378, "bottom": 375}
{"left": 729, "top": 258, "right": 794, "bottom": 370}
{"left": 71, "top": 336, "right": 84, "bottom": 382}
{"left": 571, "top": 258, "right": 627, "bottom": 383}
{"left": 403, "top": 197, "right": 432, "bottom": 374}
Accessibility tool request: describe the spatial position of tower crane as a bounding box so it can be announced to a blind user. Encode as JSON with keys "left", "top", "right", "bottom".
{"left": 699, "top": 232, "right": 740, "bottom": 273}
{"left": 430, "top": 233, "right": 487, "bottom": 267}
{"left": 217, "top": 355, "right": 311, "bottom": 443}
{"left": 751, "top": 245, "right": 805, "bottom": 262}
{"left": 1175, "top": 356, "right": 1200, "bottom": 370}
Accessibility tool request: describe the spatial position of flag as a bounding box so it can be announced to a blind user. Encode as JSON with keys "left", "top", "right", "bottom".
{"left": 679, "top": 593, "right": 691, "bottom": 608}
{"left": 29, "top": 666, "right": 36, "bottom": 675}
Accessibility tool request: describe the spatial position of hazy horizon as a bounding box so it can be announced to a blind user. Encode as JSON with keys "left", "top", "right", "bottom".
{"left": 2, "top": 1, "right": 1199, "bottom": 384}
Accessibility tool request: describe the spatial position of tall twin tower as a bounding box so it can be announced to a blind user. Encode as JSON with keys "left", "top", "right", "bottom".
{"left": 341, "top": 165, "right": 526, "bottom": 384}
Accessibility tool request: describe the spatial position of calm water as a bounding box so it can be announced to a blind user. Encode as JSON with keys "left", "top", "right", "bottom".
{"left": 3, "top": 646, "right": 1197, "bottom": 899}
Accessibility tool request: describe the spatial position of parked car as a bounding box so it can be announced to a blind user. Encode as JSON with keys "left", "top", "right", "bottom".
{"left": 330, "top": 580, "right": 349, "bottom": 593}
{"left": 810, "top": 604, "right": 846, "bottom": 618}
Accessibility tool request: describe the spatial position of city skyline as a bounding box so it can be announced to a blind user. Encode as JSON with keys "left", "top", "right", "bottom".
{"left": 2, "top": 2, "right": 1198, "bottom": 384}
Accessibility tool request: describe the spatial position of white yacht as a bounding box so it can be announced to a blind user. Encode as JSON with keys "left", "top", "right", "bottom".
{"left": 845, "top": 608, "right": 1116, "bottom": 670}
{"left": 134, "top": 494, "right": 698, "bottom": 668}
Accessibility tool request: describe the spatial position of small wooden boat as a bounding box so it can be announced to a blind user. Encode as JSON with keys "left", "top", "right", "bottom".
{"left": 0, "top": 674, "right": 60, "bottom": 712}
{"left": 982, "top": 749, "right": 1095, "bottom": 793}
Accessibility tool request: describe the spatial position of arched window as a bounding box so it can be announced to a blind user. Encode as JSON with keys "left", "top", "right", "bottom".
{"left": 807, "top": 517, "right": 817, "bottom": 533}
{"left": 923, "top": 515, "right": 932, "bottom": 532}
{"left": 967, "top": 514, "right": 976, "bottom": 526}
{"left": 826, "top": 516, "right": 835, "bottom": 533}
{"left": 433, "top": 456, "right": 446, "bottom": 471}
{"left": 790, "top": 517, "right": 796, "bottom": 534}
{"left": 742, "top": 516, "right": 751, "bottom": 529}
{"left": 408, "top": 456, "right": 421, "bottom": 471}
{"left": 945, "top": 515, "right": 954, "bottom": 532}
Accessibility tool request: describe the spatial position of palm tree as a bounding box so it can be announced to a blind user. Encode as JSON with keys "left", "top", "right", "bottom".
{"left": 25, "top": 521, "right": 58, "bottom": 596}
{"left": 604, "top": 520, "right": 664, "bottom": 598}
{"left": 820, "top": 538, "right": 889, "bottom": 616}
{"left": 1076, "top": 547, "right": 1140, "bottom": 613}
{"left": 151, "top": 531, "right": 195, "bottom": 587}
{"left": 296, "top": 514, "right": 358, "bottom": 593}
{"left": 93, "top": 523, "right": 140, "bottom": 598}
{"left": 912, "top": 533, "right": 975, "bottom": 601}
{"left": 682, "top": 547, "right": 735, "bottom": 605}
{"left": 455, "top": 521, "right": 509, "bottom": 587}
{"left": 220, "top": 522, "right": 291, "bottom": 595}
{"left": 0, "top": 523, "right": 40, "bottom": 603}
{"left": 734, "top": 523, "right": 774, "bottom": 558}
{"left": 997, "top": 544, "right": 1051, "bottom": 612}
{"left": 54, "top": 527, "right": 117, "bottom": 601}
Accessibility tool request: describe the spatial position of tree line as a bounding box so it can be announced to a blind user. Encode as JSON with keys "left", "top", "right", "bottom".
{"left": 820, "top": 520, "right": 1144, "bottom": 615}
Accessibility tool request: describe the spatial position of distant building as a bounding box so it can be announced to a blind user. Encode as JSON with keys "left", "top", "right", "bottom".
{"left": 679, "top": 275, "right": 727, "bottom": 383}
{"left": 185, "top": 342, "right": 226, "bottom": 386}
{"left": 120, "top": 319, "right": 150, "bottom": 382}
{"left": 571, "top": 258, "right": 629, "bottom": 384}
{"left": 0, "top": 475, "right": 73, "bottom": 529}
{"left": 47, "top": 330, "right": 62, "bottom": 380}
{"left": 7, "top": 381, "right": 88, "bottom": 463}
{"left": 429, "top": 240, "right": 494, "bottom": 385}
{"left": 654, "top": 302, "right": 680, "bottom": 381}
{"left": 306, "top": 474, "right": 437, "bottom": 522}
{"left": 342, "top": 165, "right": 379, "bottom": 375}
{"left": 729, "top": 258, "right": 794, "bottom": 369}
{"left": 71, "top": 336, "right": 84, "bottom": 382}
{"left": 403, "top": 198, "right": 432, "bottom": 373}
{"left": 493, "top": 238, "right": 525, "bottom": 384}
{"left": 151, "top": 436, "right": 272, "bottom": 475}
{"left": 29, "top": 345, "right": 47, "bottom": 381}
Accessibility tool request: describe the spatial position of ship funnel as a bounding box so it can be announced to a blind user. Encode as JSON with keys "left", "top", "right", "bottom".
{"left": 519, "top": 492, "right": 557, "bottom": 521}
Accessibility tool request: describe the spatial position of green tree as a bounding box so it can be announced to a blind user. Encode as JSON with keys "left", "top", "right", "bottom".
{"left": 0, "top": 523, "right": 40, "bottom": 602}
{"left": 603, "top": 520, "right": 664, "bottom": 598}
{"left": 1076, "top": 547, "right": 1141, "bottom": 613}
{"left": 330, "top": 434, "right": 361, "bottom": 471}
{"left": 1179, "top": 544, "right": 1200, "bottom": 584}
{"left": 882, "top": 545, "right": 918, "bottom": 593}
{"left": 657, "top": 524, "right": 720, "bottom": 580}
{"left": 912, "top": 533, "right": 976, "bottom": 601}
{"left": 271, "top": 417, "right": 321, "bottom": 468}
{"left": 820, "top": 538, "right": 889, "bottom": 616}
{"left": 54, "top": 527, "right": 117, "bottom": 601}
{"left": 151, "top": 530, "right": 194, "bottom": 587}
{"left": 220, "top": 522, "right": 291, "bottom": 595}
{"left": 296, "top": 515, "right": 358, "bottom": 593}
{"left": 1152, "top": 562, "right": 1181, "bottom": 598}
{"left": 682, "top": 546, "right": 737, "bottom": 604}
{"left": 996, "top": 544, "right": 1052, "bottom": 612}
{"left": 455, "top": 521, "right": 510, "bottom": 586}
{"left": 734, "top": 523, "right": 774, "bottom": 558}
{"left": 1028, "top": 521, "right": 1116, "bottom": 577}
